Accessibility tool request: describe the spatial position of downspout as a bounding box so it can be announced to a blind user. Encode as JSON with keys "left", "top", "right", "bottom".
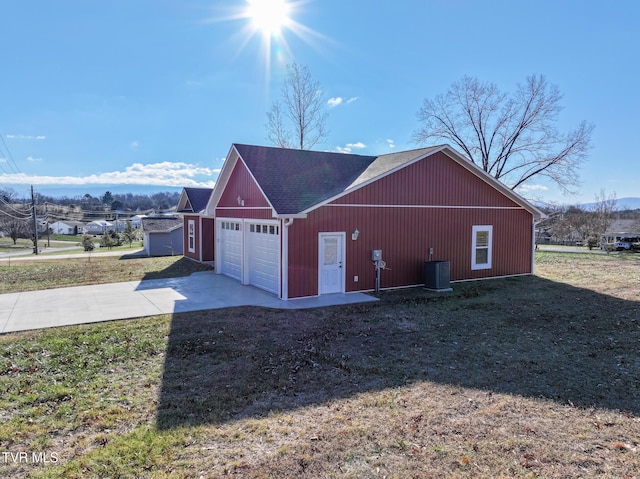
{"left": 198, "top": 216, "right": 203, "bottom": 262}
{"left": 282, "top": 218, "right": 295, "bottom": 300}
{"left": 531, "top": 218, "right": 539, "bottom": 275}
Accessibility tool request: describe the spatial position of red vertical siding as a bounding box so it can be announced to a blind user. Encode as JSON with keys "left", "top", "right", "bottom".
{"left": 183, "top": 215, "right": 200, "bottom": 261}
{"left": 216, "top": 159, "right": 273, "bottom": 219}
{"left": 287, "top": 152, "right": 534, "bottom": 298}
{"left": 287, "top": 208, "right": 532, "bottom": 298}
{"left": 183, "top": 215, "right": 216, "bottom": 262}
{"left": 202, "top": 217, "right": 215, "bottom": 262}
{"left": 331, "top": 151, "right": 520, "bottom": 207}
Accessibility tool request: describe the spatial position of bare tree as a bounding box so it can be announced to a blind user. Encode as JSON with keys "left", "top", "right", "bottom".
{"left": 266, "top": 62, "right": 329, "bottom": 150}
{"left": 589, "top": 189, "right": 617, "bottom": 240}
{"left": 0, "top": 191, "right": 31, "bottom": 245}
{"left": 414, "top": 75, "right": 594, "bottom": 194}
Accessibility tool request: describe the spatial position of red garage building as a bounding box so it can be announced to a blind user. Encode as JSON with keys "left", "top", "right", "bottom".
{"left": 185, "top": 143, "right": 544, "bottom": 300}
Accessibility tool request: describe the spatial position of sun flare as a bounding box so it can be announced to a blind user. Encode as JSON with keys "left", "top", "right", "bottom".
{"left": 206, "top": 0, "right": 327, "bottom": 82}
{"left": 246, "top": 0, "right": 291, "bottom": 37}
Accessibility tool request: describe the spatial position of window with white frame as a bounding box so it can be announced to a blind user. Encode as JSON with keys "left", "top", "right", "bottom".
{"left": 472, "top": 225, "right": 493, "bottom": 270}
{"left": 188, "top": 220, "right": 196, "bottom": 253}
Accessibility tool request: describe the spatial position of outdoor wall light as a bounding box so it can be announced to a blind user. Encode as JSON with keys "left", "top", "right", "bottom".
{"left": 352, "top": 228, "right": 360, "bottom": 240}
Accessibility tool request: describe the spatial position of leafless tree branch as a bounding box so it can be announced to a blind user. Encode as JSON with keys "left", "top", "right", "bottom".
{"left": 413, "top": 74, "right": 594, "bottom": 195}
{"left": 266, "top": 62, "right": 329, "bottom": 150}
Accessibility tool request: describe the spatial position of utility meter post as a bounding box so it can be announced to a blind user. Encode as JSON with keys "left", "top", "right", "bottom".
{"left": 372, "top": 250, "right": 382, "bottom": 292}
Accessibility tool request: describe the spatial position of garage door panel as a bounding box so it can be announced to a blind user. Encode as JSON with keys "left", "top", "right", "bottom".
{"left": 247, "top": 223, "right": 280, "bottom": 294}
{"left": 220, "top": 222, "right": 242, "bottom": 280}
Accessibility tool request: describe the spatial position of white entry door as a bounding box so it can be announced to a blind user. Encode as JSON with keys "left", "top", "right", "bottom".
{"left": 319, "top": 233, "right": 345, "bottom": 294}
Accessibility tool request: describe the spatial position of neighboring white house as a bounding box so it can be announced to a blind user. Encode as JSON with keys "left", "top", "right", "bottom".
{"left": 110, "top": 219, "right": 131, "bottom": 233}
{"left": 83, "top": 220, "right": 113, "bottom": 235}
{"left": 130, "top": 215, "right": 146, "bottom": 230}
{"left": 49, "top": 220, "right": 85, "bottom": 235}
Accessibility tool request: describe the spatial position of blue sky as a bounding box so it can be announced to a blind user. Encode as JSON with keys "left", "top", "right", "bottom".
{"left": 1, "top": 0, "right": 638, "bottom": 205}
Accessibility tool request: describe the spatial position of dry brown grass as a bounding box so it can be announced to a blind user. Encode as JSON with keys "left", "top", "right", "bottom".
{"left": 1, "top": 251, "right": 639, "bottom": 478}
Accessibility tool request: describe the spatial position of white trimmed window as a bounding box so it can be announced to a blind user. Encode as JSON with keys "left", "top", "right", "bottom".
{"left": 472, "top": 225, "right": 493, "bottom": 270}
{"left": 188, "top": 220, "right": 196, "bottom": 253}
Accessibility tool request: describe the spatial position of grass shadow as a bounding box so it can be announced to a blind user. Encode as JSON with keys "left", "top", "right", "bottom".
{"left": 134, "top": 256, "right": 214, "bottom": 281}
{"left": 156, "top": 275, "right": 639, "bottom": 430}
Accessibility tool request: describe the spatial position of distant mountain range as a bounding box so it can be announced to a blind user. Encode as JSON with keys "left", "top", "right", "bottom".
{"left": 583, "top": 197, "right": 640, "bottom": 210}
{"left": 22, "top": 185, "right": 640, "bottom": 210}
{"left": 30, "top": 184, "right": 183, "bottom": 199}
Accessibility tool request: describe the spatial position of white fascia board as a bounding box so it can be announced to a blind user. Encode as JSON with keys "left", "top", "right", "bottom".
{"left": 205, "top": 144, "right": 239, "bottom": 215}
{"left": 273, "top": 213, "right": 307, "bottom": 219}
{"left": 176, "top": 189, "right": 191, "bottom": 212}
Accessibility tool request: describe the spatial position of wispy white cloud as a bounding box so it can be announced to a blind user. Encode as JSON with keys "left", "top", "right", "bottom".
{"left": 327, "top": 96, "right": 358, "bottom": 108}
{"left": 335, "top": 142, "right": 367, "bottom": 154}
{"left": 26, "top": 156, "right": 43, "bottom": 162}
{"left": 130, "top": 140, "right": 140, "bottom": 149}
{"left": 517, "top": 184, "right": 548, "bottom": 193}
{"left": 6, "top": 134, "right": 46, "bottom": 140}
{"left": 386, "top": 139, "right": 395, "bottom": 149}
{"left": 0, "top": 161, "right": 217, "bottom": 188}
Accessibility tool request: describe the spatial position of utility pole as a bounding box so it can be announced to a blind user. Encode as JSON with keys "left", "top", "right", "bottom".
{"left": 31, "top": 185, "right": 39, "bottom": 254}
{"left": 45, "top": 202, "right": 50, "bottom": 247}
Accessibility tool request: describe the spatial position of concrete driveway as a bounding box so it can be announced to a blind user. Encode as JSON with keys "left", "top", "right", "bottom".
{"left": 0, "top": 271, "right": 378, "bottom": 334}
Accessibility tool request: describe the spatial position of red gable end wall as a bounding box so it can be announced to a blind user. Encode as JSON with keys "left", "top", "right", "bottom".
{"left": 217, "top": 159, "right": 273, "bottom": 219}
{"left": 331, "top": 151, "right": 520, "bottom": 207}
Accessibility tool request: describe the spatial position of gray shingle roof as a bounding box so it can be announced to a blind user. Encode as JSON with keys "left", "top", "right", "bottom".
{"left": 141, "top": 217, "right": 183, "bottom": 233}
{"left": 346, "top": 146, "right": 443, "bottom": 189}
{"left": 230, "top": 143, "right": 543, "bottom": 220}
{"left": 606, "top": 219, "right": 640, "bottom": 234}
{"left": 233, "top": 144, "right": 377, "bottom": 214}
{"left": 178, "top": 187, "right": 213, "bottom": 213}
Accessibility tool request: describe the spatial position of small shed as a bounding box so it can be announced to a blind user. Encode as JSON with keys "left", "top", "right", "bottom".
{"left": 141, "top": 217, "right": 184, "bottom": 257}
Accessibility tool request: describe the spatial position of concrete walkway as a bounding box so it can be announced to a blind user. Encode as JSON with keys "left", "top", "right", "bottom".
{"left": 0, "top": 272, "right": 378, "bottom": 334}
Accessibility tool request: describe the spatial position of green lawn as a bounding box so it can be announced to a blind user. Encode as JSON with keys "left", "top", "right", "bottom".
{"left": 0, "top": 251, "right": 638, "bottom": 478}
{"left": 0, "top": 255, "right": 211, "bottom": 294}
{"left": 1, "top": 236, "right": 143, "bottom": 255}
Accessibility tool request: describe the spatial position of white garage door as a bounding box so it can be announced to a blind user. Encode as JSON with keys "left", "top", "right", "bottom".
{"left": 219, "top": 221, "right": 242, "bottom": 280}
{"left": 247, "top": 223, "right": 280, "bottom": 294}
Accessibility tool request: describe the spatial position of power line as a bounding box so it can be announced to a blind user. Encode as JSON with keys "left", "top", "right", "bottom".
{"left": 0, "top": 132, "right": 23, "bottom": 175}
{"left": 0, "top": 195, "right": 32, "bottom": 217}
